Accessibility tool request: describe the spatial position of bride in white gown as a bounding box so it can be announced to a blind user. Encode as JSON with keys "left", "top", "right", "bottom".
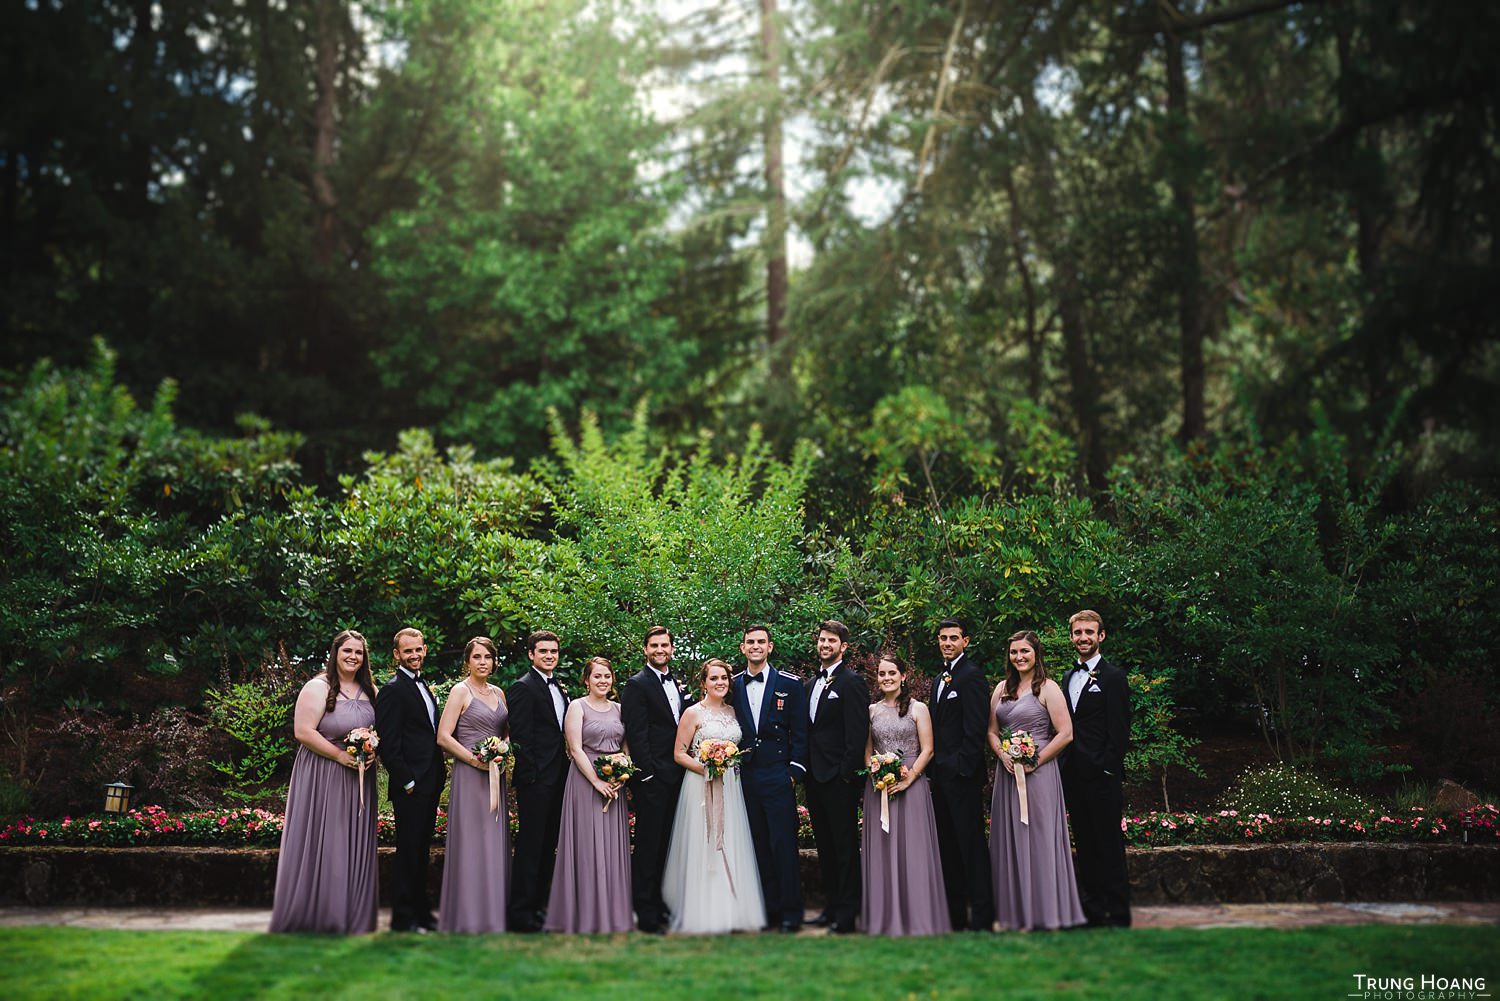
{"left": 661, "top": 658, "right": 767, "bottom": 933}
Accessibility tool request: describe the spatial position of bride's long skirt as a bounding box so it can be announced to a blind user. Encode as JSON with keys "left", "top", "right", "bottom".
{"left": 661, "top": 768, "right": 766, "bottom": 933}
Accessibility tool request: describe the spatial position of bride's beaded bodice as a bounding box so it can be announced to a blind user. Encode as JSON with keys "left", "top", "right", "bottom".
{"left": 689, "top": 709, "right": 743, "bottom": 752}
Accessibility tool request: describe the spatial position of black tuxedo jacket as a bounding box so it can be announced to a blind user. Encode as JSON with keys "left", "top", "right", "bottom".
{"left": 374, "top": 669, "right": 444, "bottom": 799}
{"left": 805, "top": 663, "right": 869, "bottom": 783}
{"left": 732, "top": 666, "right": 808, "bottom": 778}
{"left": 1061, "top": 657, "right": 1130, "bottom": 782}
{"left": 620, "top": 667, "right": 695, "bottom": 785}
{"left": 506, "top": 668, "right": 569, "bottom": 787}
{"left": 928, "top": 653, "right": 990, "bottom": 782}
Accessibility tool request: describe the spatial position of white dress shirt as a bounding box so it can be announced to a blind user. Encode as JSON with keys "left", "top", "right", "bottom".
{"left": 1069, "top": 653, "right": 1101, "bottom": 710}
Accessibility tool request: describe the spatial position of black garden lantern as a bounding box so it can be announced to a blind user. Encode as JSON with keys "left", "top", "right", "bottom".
{"left": 102, "top": 781, "right": 134, "bottom": 814}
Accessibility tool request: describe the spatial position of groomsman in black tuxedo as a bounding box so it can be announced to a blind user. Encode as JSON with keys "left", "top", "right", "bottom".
{"left": 621, "top": 625, "right": 694, "bottom": 933}
{"left": 731, "top": 623, "right": 809, "bottom": 933}
{"left": 506, "top": 629, "right": 570, "bottom": 932}
{"left": 928, "top": 618, "right": 995, "bottom": 931}
{"left": 803, "top": 619, "right": 869, "bottom": 934}
{"left": 1060, "top": 609, "right": 1132, "bottom": 928}
{"left": 374, "top": 627, "right": 445, "bottom": 932}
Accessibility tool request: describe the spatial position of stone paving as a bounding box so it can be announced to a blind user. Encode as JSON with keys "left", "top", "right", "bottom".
{"left": 1, "top": 902, "right": 1496, "bottom": 933}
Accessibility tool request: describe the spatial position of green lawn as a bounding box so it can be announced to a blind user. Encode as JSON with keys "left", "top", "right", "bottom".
{"left": 3, "top": 925, "right": 1496, "bottom": 1001}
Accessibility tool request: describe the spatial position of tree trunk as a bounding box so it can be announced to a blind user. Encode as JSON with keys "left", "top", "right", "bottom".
{"left": 1164, "top": 28, "right": 1207, "bottom": 442}
{"left": 1017, "top": 91, "right": 1107, "bottom": 490}
{"left": 760, "top": 0, "right": 789, "bottom": 380}
{"left": 1001, "top": 169, "right": 1043, "bottom": 403}
{"left": 308, "top": 0, "right": 341, "bottom": 368}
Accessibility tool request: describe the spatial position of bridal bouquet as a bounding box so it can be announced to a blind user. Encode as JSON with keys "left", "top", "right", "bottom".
{"left": 860, "top": 751, "right": 909, "bottom": 833}
{"left": 592, "top": 752, "right": 637, "bottom": 813}
{"left": 696, "top": 739, "right": 743, "bottom": 781}
{"left": 343, "top": 727, "right": 379, "bottom": 812}
{"left": 1000, "top": 727, "right": 1040, "bottom": 825}
{"left": 472, "top": 736, "right": 515, "bottom": 814}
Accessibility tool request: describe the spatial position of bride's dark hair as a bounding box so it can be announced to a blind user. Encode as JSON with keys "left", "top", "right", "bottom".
{"left": 698, "top": 658, "right": 732, "bottom": 689}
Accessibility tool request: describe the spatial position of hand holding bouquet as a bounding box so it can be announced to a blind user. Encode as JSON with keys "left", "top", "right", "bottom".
{"left": 343, "top": 727, "right": 379, "bottom": 811}
{"left": 860, "top": 750, "right": 909, "bottom": 833}
{"left": 592, "top": 752, "right": 638, "bottom": 812}
{"left": 696, "top": 738, "right": 743, "bottom": 781}
{"left": 472, "top": 736, "right": 515, "bottom": 813}
{"left": 1000, "top": 727, "right": 1040, "bottom": 824}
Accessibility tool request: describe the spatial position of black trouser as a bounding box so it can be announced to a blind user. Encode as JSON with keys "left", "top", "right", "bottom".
{"left": 930, "top": 772, "right": 995, "bottom": 930}
{"left": 804, "top": 775, "right": 861, "bottom": 926}
{"left": 390, "top": 783, "right": 440, "bottom": 929}
{"left": 741, "top": 765, "right": 804, "bottom": 925}
{"left": 629, "top": 776, "right": 682, "bottom": 930}
{"left": 1063, "top": 773, "right": 1131, "bottom": 926}
{"left": 509, "top": 773, "right": 567, "bottom": 928}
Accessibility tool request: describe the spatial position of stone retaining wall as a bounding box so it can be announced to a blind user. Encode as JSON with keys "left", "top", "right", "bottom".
{"left": 2, "top": 844, "right": 1495, "bottom": 909}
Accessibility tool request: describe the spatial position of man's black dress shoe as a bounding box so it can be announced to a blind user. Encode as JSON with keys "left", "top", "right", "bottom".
{"left": 810, "top": 912, "right": 833, "bottom": 927}
{"left": 829, "top": 920, "right": 857, "bottom": 934}
{"left": 779, "top": 921, "right": 803, "bottom": 934}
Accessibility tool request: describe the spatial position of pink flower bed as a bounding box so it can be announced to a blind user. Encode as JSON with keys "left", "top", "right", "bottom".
{"left": 0, "top": 802, "right": 1492, "bottom": 849}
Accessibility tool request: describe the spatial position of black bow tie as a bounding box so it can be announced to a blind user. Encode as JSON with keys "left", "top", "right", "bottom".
{"left": 544, "top": 675, "right": 559, "bottom": 686}
{"left": 747, "top": 673, "right": 763, "bottom": 684}
{"left": 1075, "top": 662, "right": 1086, "bottom": 671}
{"left": 658, "top": 672, "right": 674, "bottom": 685}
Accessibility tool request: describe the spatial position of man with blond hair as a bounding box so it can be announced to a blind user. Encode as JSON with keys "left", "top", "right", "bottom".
{"left": 1059, "top": 609, "right": 1131, "bottom": 927}
{"left": 375, "top": 626, "right": 445, "bottom": 932}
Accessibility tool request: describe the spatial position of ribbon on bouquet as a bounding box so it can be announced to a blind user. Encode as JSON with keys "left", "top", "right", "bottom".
{"left": 1014, "top": 761, "right": 1030, "bottom": 825}
{"left": 357, "top": 758, "right": 368, "bottom": 813}
{"left": 880, "top": 786, "right": 892, "bottom": 834}
{"left": 488, "top": 760, "right": 502, "bottom": 814}
{"left": 702, "top": 776, "right": 738, "bottom": 898}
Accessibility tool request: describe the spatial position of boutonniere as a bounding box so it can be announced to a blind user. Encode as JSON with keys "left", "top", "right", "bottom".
{"left": 1087, "top": 670, "right": 1099, "bottom": 685}
{"left": 941, "top": 672, "right": 953, "bottom": 686}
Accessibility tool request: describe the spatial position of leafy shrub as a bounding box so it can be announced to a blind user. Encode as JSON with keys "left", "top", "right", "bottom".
{"left": 1218, "top": 763, "right": 1374, "bottom": 818}
{"left": 204, "top": 680, "right": 295, "bottom": 804}
{"left": 1107, "top": 417, "right": 1432, "bottom": 778}
{"left": 472, "top": 408, "right": 836, "bottom": 676}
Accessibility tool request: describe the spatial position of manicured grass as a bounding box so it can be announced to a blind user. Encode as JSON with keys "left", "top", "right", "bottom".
{"left": 3, "top": 925, "right": 1497, "bottom": 1001}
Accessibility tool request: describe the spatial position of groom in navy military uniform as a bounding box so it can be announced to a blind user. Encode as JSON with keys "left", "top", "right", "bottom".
{"left": 731, "top": 623, "right": 809, "bottom": 933}
{"left": 1060, "top": 609, "right": 1132, "bottom": 928}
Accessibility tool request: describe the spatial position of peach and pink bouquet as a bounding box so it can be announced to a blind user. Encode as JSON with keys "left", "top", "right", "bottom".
{"left": 860, "top": 750, "right": 907, "bottom": 794}
{"left": 999, "top": 728, "right": 1038, "bottom": 767}
{"left": 695, "top": 738, "right": 743, "bottom": 780}
{"left": 860, "top": 751, "right": 909, "bottom": 833}
{"left": 1000, "top": 727, "right": 1040, "bottom": 825}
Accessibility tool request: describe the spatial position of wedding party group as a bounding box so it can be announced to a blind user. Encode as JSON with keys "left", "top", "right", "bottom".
{"left": 267, "top": 611, "right": 1131, "bottom": 938}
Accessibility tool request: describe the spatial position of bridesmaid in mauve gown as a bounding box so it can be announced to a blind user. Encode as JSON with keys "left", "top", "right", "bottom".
{"left": 861, "top": 654, "right": 952, "bottom": 936}
{"left": 436, "top": 636, "right": 511, "bottom": 933}
{"left": 270, "top": 629, "right": 379, "bottom": 934}
{"left": 987, "top": 629, "right": 1086, "bottom": 930}
{"left": 544, "top": 656, "right": 633, "bottom": 933}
